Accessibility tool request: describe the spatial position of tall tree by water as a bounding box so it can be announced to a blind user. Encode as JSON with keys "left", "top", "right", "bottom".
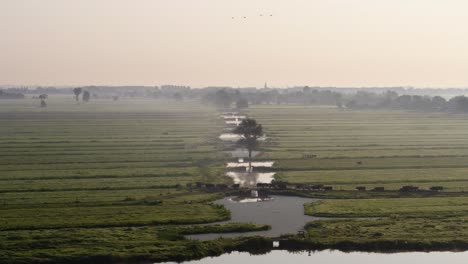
{"left": 233, "top": 118, "right": 263, "bottom": 170}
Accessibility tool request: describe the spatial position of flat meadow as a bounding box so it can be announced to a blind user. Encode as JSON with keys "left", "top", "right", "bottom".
{"left": 0, "top": 97, "right": 244, "bottom": 263}
{"left": 247, "top": 105, "right": 468, "bottom": 249}
{"left": 4, "top": 98, "right": 468, "bottom": 262}
{"left": 249, "top": 105, "right": 468, "bottom": 191}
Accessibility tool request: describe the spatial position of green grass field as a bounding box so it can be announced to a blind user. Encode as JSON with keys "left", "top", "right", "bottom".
{"left": 5, "top": 99, "right": 468, "bottom": 262}
{"left": 248, "top": 105, "right": 468, "bottom": 191}
{"left": 246, "top": 105, "right": 468, "bottom": 250}
{"left": 0, "top": 98, "right": 247, "bottom": 263}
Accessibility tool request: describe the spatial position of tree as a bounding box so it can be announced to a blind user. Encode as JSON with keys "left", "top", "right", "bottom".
{"left": 82, "top": 91, "right": 90, "bottom": 102}
{"left": 236, "top": 97, "right": 249, "bottom": 109}
{"left": 432, "top": 96, "right": 447, "bottom": 110}
{"left": 39, "top": 94, "right": 48, "bottom": 108}
{"left": 213, "top": 89, "right": 232, "bottom": 108}
{"left": 448, "top": 96, "right": 468, "bottom": 112}
{"left": 73, "top": 88, "right": 82, "bottom": 101}
{"left": 233, "top": 118, "right": 263, "bottom": 170}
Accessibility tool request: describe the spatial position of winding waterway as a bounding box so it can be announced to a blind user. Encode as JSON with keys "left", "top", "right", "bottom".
{"left": 174, "top": 111, "right": 468, "bottom": 263}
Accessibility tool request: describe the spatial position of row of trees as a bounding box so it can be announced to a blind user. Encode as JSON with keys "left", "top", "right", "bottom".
{"left": 200, "top": 88, "right": 468, "bottom": 113}
{"left": 345, "top": 91, "right": 468, "bottom": 112}
{"left": 202, "top": 90, "right": 250, "bottom": 109}
{"left": 7, "top": 85, "right": 468, "bottom": 113}
{"left": 0, "top": 90, "right": 25, "bottom": 99}
{"left": 202, "top": 88, "right": 343, "bottom": 108}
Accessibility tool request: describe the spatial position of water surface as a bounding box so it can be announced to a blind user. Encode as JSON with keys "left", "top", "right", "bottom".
{"left": 186, "top": 195, "right": 318, "bottom": 240}
{"left": 225, "top": 172, "right": 276, "bottom": 188}
{"left": 226, "top": 161, "right": 274, "bottom": 168}
{"left": 162, "top": 250, "right": 468, "bottom": 264}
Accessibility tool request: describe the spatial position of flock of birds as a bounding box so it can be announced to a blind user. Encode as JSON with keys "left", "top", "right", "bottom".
{"left": 232, "top": 14, "right": 273, "bottom": 19}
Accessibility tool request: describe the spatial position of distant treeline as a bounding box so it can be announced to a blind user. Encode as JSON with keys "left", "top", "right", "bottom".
{"left": 201, "top": 88, "right": 468, "bottom": 113}
{"left": 4, "top": 84, "right": 468, "bottom": 112}
{"left": 0, "top": 90, "right": 25, "bottom": 99}
{"left": 344, "top": 91, "right": 468, "bottom": 112}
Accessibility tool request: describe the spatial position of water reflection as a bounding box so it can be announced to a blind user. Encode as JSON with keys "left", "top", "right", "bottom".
{"left": 226, "top": 161, "right": 274, "bottom": 168}
{"left": 226, "top": 172, "right": 276, "bottom": 188}
{"left": 219, "top": 133, "right": 243, "bottom": 141}
{"left": 186, "top": 196, "right": 318, "bottom": 240}
{"left": 161, "top": 250, "right": 468, "bottom": 264}
{"left": 228, "top": 149, "right": 260, "bottom": 158}
{"left": 219, "top": 133, "right": 267, "bottom": 142}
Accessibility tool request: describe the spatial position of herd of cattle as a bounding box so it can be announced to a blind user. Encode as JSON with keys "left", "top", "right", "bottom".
{"left": 187, "top": 182, "right": 444, "bottom": 192}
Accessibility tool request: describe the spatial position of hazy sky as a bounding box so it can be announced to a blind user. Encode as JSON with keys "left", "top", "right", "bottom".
{"left": 2, "top": 0, "right": 468, "bottom": 87}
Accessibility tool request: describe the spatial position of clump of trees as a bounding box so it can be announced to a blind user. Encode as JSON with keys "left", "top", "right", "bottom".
{"left": 39, "top": 94, "right": 48, "bottom": 107}
{"left": 345, "top": 91, "right": 468, "bottom": 113}
{"left": 202, "top": 89, "right": 233, "bottom": 109}
{"left": 236, "top": 97, "right": 249, "bottom": 109}
{"left": 0, "top": 90, "right": 25, "bottom": 99}
{"left": 82, "top": 91, "right": 90, "bottom": 102}
{"left": 73, "top": 88, "right": 92, "bottom": 102}
{"left": 73, "top": 88, "right": 82, "bottom": 101}
{"left": 174, "top": 92, "right": 183, "bottom": 102}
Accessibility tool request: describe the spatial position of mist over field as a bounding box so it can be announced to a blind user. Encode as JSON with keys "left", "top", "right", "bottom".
{"left": 4, "top": 1, "right": 468, "bottom": 263}
{"left": 3, "top": 85, "right": 468, "bottom": 263}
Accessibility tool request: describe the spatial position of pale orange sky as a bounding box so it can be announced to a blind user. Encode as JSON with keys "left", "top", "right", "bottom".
{"left": 1, "top": 0, "right": 468, "bottom": 88}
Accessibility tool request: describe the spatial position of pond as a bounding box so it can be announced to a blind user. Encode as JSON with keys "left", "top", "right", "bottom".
{"left": 186, "top": 195, "right": 319, "bottom": 240}
{"left": 161, "top": 250, "right": 468, "bottom": 264}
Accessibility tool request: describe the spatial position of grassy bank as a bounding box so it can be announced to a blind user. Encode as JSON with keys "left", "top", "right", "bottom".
{"left": 0, "top": 224, "right": 271, "bottom": 264}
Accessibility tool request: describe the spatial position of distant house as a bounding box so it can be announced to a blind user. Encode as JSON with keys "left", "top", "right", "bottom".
{"left": 372, "top": 187, "right": 385, "bottom": 192}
